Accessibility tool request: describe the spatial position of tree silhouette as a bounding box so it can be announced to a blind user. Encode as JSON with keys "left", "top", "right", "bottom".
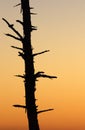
{"left": 2, "top": 0, "right": 57, "bottom": 130}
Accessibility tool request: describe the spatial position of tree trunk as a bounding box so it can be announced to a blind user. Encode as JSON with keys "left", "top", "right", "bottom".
{"left": 2, "top": 0, "right": 57, "bottom": 129}
{"left": 21, "top": 0, "right": 40, "bottom": 130}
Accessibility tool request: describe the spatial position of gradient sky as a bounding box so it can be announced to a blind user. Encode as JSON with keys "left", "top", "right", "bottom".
{"left": 0, "top": 0, "right": 85, "bottom": 130}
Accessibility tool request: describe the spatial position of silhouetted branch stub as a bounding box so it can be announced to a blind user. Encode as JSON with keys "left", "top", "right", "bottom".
{"left": 5, "top": 33, "right": 21, "bottom": 41}
{"left": 33, "top": 50, "right": 50, "bottom": 56}
{"left": 13, "top": 104, "right": 26, "bottom": 108}
{"left": 37, "top": 108, "right": 54, "bottom": 114}
{"left": 11, "top": 46, "right": 23, "bottom": 51}
{"left": 15, "top": 75, "right": 25, "bottom": 78}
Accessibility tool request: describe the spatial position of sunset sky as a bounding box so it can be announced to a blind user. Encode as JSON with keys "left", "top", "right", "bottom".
{"left": 0, "top": 0, "right": 85, "bottom": 130}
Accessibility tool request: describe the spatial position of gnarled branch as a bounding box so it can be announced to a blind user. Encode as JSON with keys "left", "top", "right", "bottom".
{"left": 18, "top": 52, "right": 25, "bottom": 59}
{"left": 2, "top": 18, "right": 23, "bottom": 40}
{"left": 33, "top": 50, "right": 50, "bottom": 56}
{"left": 35, "top": 71, "right": 44, "bottom": 77}
{"left": 35, "top": 71, "right": 57, "bottom": 79}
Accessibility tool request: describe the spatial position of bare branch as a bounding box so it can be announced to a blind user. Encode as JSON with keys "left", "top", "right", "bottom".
{"left": 2, "top": 18, "right": 23, "bottom": 40}
{"left": 5, "top": 33, "right": 21, "bottom": 41}
{"left": 16, "top": 20, "right": 23, "bottom": 25}
{"left": 13, "top": 104, "right": 26, "bottom": 108}
{"left": 11, "top": 46, "right": 23, "bottom": 51}
{"left": 15, "top": 75, "right": 25, "bottom": 78}
{"left": 18, "top": 52, "right": 25, "bottom": 59}
{"left": 33, "top": 50, "right": 50, "bottom": 56}
{"left": 35, "top": 71, "right": 44, "bottom": 77}
{"left": 35, "top": 72, "right": 57, "bottom": 79}
{"left": 39, "top": 74, "right": 57, "bottom": 79}
{"left": 14, "top": 3, "right": 22, "bottom": 13}
{"left": 14, "top": 3, "right": 21, "bottom": 7}
{"left": 31, "top": 26, "right": 37, "bottom": 31}
{"left": 30, "top": 13, "right": 37, "bottom": 15}
{"left": 2, "top": 18, "right": 14, "bottom": 27}
{"left": 37, "top": 108, "right": 54, "bottom": 114}
{"left": 30, "top": 7, "right": 34, "bottom": 9}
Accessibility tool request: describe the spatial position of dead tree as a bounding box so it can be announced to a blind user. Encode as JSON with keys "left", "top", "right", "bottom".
{"left": 2, "top": 0, "right": 57, "bottom": 130}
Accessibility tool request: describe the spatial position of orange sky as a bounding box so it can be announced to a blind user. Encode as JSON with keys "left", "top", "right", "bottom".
{"left": 1, "top": 0, "right": 85, "bottom": 130}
